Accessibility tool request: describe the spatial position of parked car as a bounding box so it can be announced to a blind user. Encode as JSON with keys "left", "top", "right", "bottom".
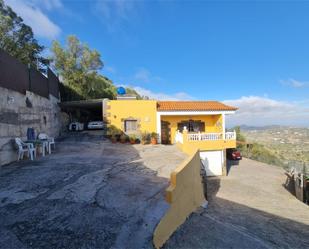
{"left": 227, "top": 148, "right": 242, "bottom": 160}
{"left": 87, "top": 121, "right": 104, "bottom": 130}
{"left": 69, "top": 122, "right": 84, "bottom": 131}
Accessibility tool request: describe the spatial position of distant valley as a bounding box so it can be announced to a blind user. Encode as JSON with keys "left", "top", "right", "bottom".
{"left": 240, "top": 125, "right": 309, "bottom": 165}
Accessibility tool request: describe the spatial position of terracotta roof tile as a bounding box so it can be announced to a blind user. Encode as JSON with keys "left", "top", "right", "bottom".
{"left": 157, "top": 101, "right": 237, "bottom": 111}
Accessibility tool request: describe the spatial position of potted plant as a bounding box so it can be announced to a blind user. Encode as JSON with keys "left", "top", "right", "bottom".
{"left": 130, "top": 135, "right": 137, "bottom": 144}
{"left": 111, "top": 134, "right": 117, "bottom": 143}
{"left": 108, "top": 125, "right": 121, "bottom": 142}
{"left": 151, "top": 132, "right": 158, "bottom": 145}
{"left": 120, "top": 133, "right": 128, "bottom": 144}
{"left": 141, "top": 132, "right": 150, "bottom": 145}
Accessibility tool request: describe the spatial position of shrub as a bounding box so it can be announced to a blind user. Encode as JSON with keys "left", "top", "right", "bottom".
{"left": 129, "top": 134, "right": 137, "bottom": 144}
{"left": 141, "top": 132, "right": 151, "bottom": 144}
{"left": 150, "top": 132, "right": 158, "bottom": 139}
{"left": 120, "top": 133, "right": 128, "bottom": 143}
{"left": 239, "top": 143, "right": 285, "bottom": 167}
{"left": 111, "top": 134, "right": 117, "bottom": 143}
{"left": 107, "top": 125, "right": 122, "bottom": 136}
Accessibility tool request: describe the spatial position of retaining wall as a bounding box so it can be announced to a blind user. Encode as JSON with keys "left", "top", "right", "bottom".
{"left": 0, "top": 86, "right": 65, "bottom": 166}
{"left": 153, "top": 150, "right": 207, "bottom": 248}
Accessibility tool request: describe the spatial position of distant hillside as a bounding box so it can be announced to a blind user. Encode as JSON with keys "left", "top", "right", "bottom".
{"left": 239, "top": 125, "right": 288, "bottom": 131}
{"left": 241, "top": 126, "right": 309, "bottom": 165}
{"left": 239, "top": 125, "right": 309, "bottom": 131}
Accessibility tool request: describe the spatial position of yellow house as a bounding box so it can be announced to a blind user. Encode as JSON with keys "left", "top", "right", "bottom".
{"left": 104, "top": 99, "right": 237, "bottom": 176}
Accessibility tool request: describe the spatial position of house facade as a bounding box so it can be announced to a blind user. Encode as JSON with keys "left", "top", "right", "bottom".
{"left": 104, "top": 99, "right": 237, "bottom": 176}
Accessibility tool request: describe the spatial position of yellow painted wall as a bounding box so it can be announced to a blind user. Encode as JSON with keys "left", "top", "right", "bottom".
{"left": 161, "top": 114, "right": 222, "bottom": 144}
{"left": 107, "top": 100, "right": 157, "bottom": 134}
{"left": 153, "top": 150, "right": 206, "bottom": 248}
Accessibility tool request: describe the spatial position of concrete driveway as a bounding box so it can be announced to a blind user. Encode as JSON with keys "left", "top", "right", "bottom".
{"left": 0, "top": 133, "right": 186, "bottom": 249}
{"left": 165, "top": 158, "right": 309, "bottom": 248}
{"left": 2, "top": 135, "right": 308, "bottom": 249}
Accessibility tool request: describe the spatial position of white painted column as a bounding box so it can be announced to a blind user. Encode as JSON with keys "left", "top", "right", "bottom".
{"left": 156, "top": 112, "right": 161, "bottom": 143}
{"left": 222, "top": 114, "right": 226, "bottom": 140}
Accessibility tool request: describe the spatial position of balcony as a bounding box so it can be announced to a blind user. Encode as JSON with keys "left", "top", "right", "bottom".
{"left": 175, "top": 130, "right": 236, "bottom": 154}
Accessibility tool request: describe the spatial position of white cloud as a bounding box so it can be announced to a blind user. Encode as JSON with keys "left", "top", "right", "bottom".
{"left": 224, "top": 96, "right": 309, "bottom": 127}
{"left": 134, "top": 68, "right": 162, "bottom": 83}
{"left": 5, "top": 0, "right": 61, "bottom": 39}
{"left": 280, "top": 78, "right": 308, "bottom": 88}
{"left": 123, "top": 86, "right": 194, "bottom": 100}
{"left": 93, "top": 0, "right": 138, "bottom": 31}
{"left": 134, "top": 68, "right": 150, "bottom": 82}
{"left": 30, "top": 0, "right": 63, "bottom": 10}
{"left": 105, "top": 66, "right": 116, "bottom": 74}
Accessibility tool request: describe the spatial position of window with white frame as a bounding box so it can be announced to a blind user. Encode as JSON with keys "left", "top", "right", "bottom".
{"left": 124, "top": 120, "right": 138, "bottom": 132}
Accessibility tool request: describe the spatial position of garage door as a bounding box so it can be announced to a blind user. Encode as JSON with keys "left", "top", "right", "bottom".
{"left": 200, "top": 150, "right": 223, "bottom": 176}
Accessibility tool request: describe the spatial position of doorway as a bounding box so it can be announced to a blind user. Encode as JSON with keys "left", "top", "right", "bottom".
{"left": 161, "top": 121, "right": 171, "bottom": 144}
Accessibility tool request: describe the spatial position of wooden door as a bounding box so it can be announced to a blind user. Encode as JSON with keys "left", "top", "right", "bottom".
{"left": 161, "top": 121, "right": 171, "bottom": 144}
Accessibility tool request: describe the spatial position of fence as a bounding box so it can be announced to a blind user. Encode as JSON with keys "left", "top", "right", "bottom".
{"left": 0, "top": 49, "right": 59, "bottom": 99}
{"left": 286, "top": 161, "right": 309, "bottom": 176}
{"left": 285, "top": 160, "right": 309, "bottom": 204}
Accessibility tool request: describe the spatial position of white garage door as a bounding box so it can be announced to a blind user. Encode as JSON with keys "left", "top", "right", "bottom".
{"left": 200, "top": 150, "right": 223, "bottom": 176}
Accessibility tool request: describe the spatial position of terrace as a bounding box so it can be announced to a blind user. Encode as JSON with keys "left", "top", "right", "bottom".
{"left": 175, "top": 129, "right": 236, "bottom": 154}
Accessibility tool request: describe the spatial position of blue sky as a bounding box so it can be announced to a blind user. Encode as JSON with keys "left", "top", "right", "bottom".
{"left": 4, "top": 0, "right": 309, "bottom": 126}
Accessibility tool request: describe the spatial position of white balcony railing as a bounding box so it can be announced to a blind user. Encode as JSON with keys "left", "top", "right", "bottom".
{"left": 225, "top": 131, "right": 236, "bottom": 140}
{"left": 175, "top": 131, "right": 236, "bottom": 142}
{"left": 188, "top": 132, "right": 223, "bottom": 141}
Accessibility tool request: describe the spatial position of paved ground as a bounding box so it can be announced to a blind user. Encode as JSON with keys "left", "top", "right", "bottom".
{"left": 0, "top": 133, "right": 186, "bottom": 249}
{"left": 1, "top": 134, "right": 309, "bottom": 249}
{"left": 165, "top": 158, "right": 309, "bottom": 249}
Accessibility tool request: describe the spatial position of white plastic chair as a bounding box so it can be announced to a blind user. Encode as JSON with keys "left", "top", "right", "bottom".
{"left": 15, "top": 138, "right": 36, "bottom": 161}
{"left": 38, "top": 133, "right": 55, "bottom": 154}
{"left": 48, "top": 137, "right": 55, "bottom": 154}
{"left": 37, "top": 133, "right": 48, "bottom": 156}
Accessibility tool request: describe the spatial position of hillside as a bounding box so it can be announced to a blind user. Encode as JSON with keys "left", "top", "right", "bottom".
{"left": 241, "top": 126, "right": 309, "bottom": 165}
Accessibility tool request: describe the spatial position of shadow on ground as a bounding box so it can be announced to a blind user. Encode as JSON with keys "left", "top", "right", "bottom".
{"left": 1, "top": 137, "right": 308, "bottom": 249}
{"left": 226, "top": 159, "right": 239, "bottom": 176}
{"left": 164, "top": 160, "right": 309, "bottom": 249}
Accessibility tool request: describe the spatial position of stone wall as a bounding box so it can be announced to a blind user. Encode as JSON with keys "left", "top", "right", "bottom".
{"left": 0, "top": 86, "right": 65, "bottom": 166}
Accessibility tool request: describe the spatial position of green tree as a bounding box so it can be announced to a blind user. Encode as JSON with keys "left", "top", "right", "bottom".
{"left": 86, "top": 75, "right": 116, "bottom": 100}
{"left": 51, "top": 35, "right": 110, "bottom": 99}
{"left": 125, "top": 87, "right": 142, "bottom": 99}
{"left": 51, "top": 35, "right": 103, "bottom": 88}
{"left": 0, "top": 0, "right": 48, "bottom": 70}
{"left": 51, "top": 35, "right": 142, "bottom": 100}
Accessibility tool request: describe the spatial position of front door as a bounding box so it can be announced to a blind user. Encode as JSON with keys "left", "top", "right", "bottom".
{"left": 161, "top": 121, "right": 171, "bottom": 144}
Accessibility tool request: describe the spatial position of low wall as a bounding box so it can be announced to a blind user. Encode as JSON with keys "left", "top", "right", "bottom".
{"left": 153, "top": 150, "right": 206, "bottom": 248}
{"left": 0, "top": 87, "right": 66, "bottom": 166}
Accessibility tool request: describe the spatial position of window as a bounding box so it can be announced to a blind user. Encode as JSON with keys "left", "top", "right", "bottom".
{"left": 124, "top": 120, "right": 138, "bottom": 132}
{"left": 177, "top": 120, "right": 205, "bottom": 132}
